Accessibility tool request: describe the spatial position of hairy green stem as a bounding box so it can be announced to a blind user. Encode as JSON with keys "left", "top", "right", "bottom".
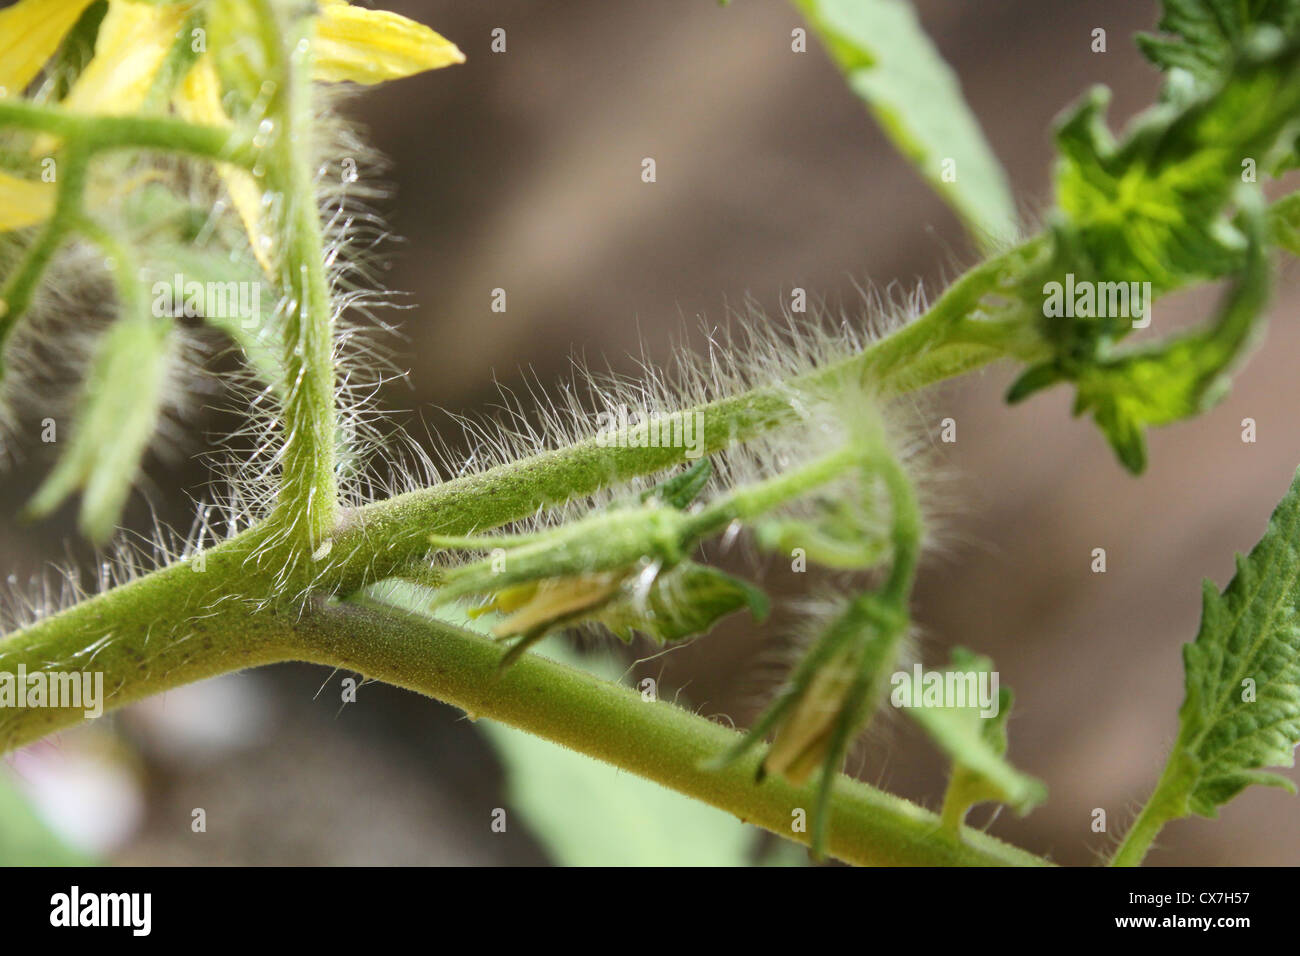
{"left": 4, "top": 0, "right": 1300, "bottom": 863}
{"left": 0, "top": 100, "right": 260, "bottom": 168}
{"left": 0, "top": 144, "right": 89, "bottom": 358}
{"left": 0, "top": 580, "right": 1049, "bottom": 864}
{"left": 0, "top": 247, "right": 1045, "bottom": 755}
{"left": 0, "top": 242, "right": 1048, "bottom": 869}
{"left": 1110, "top": 751, "right": 1195, "bottom": 867}
{"left": 811, "top": 450, "right": 920, "bottom": 851}
{"left": 329, "top": 242, "right": 1049, "bottom": 594}
{"left": 686, "top": 443, "right": 863, "bottom": 535}
{"left": 255, "top": 0, "right": 340, "bottom": 551}
{"left": 141, "top": 11, "right": 205, "bottom": 115}
{"left": 875, "top": 450, "right": 921, "bottom": 604}
{"left": 938, "top": 784, "right": 967, "bottom": 834}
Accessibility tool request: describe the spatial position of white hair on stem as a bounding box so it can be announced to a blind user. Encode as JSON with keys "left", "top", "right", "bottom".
{"left": 0, "top": 81, "right": 960, "bottom": 665}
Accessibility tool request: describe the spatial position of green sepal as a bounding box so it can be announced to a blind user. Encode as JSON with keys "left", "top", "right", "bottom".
{"left": 598, "top": 562, "right": 769, "bottom": 644}
{"left": 640, "top": 458, "right": 713, "bottom": 510}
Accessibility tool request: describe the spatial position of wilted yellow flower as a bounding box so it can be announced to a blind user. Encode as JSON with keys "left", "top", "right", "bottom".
{"left": 484, "top": 573, "right": 630, "bottom": 640}
{"left": 761, "top": 645, "right": 859, "bottom": 785}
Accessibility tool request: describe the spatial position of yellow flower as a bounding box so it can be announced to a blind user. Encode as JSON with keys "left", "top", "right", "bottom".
{"left": 0, "top": 0, "right": 99, "bottom": 99}
{"left": 0, "top": 0, "right": 463, "bottom": 258}
{"left": 58, "top": 0, "right": 192, "bottom": 119}
{"left": 173, "top": 55, "right": 275, "bottom": 271}
{"left": 313, "top": 0, "right": 466, "bottom": 83}
{"left": 0, "top": 170, "right": 55, "bottom": 231}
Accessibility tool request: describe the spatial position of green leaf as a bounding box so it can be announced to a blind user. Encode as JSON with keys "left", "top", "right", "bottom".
{"left": 123, "top": 183, "right": 283, "bottom": 390}
{"left": 793, "top": 0, "right": 1017, "bottom": 249}
{"left": 1065, "top": 201, "right": 1268, "bottom": 473}
{"left": 1051, "top": 34, "right": 1300, "bottom": 293}
{"left": 1269, "top": 189, "right": 1300, "bottom": 254}
{"left": 27, "top": 315, "right": 176, "bottom": 542}
{"left": 902, "top": 648, "right": 1046, "bottom": 831}
{"left": 0, "top": 769, "right": 92, "bottom": 866}
{"left": 1138, "top": 0, "right": 1300, "bottom": 84}
{"left": 597, "top": 561, "right": 768, "bottom": 644}
{"left": 1009, "top": 31, "right": 1299, "bottom": 471}
{"left": 1170, "top": 468, "right": 1300, "bottom": 818}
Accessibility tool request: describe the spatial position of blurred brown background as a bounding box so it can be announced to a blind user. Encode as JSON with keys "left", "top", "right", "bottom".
{"left": 3, "top": 0, "right": 1299, "bottom": 865}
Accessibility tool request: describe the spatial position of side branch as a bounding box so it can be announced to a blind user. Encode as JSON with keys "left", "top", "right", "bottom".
{"left": 0, "top": 100, "right": 261, "bottom": 168}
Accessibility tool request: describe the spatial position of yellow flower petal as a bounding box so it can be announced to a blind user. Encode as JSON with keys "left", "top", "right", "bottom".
{"left": 59, "top": 0, "right": 190, "bottom": 116}
{"left": 0, "top": 0, "right": 97, "bottom": 98}
{"left": 312, "top": 0, "right": 465, "bottom": 85}
{"left": 174, "top": 56, "right": 275, "bottom": 275}
{"left": 0, "top": 170, "right": 56, "bottom": 231}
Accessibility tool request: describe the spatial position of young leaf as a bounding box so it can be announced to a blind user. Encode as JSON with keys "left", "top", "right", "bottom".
{"left": 1007, "top": 31, "right": 1299, "bottom": 472}
{"left": 902, "top": 648, "right": 1046, "bottom": 832}
{"left": 145, "top": 246, "right": 281, "bottom": 391}
{"left": 1060, "top": 201, "right": 1268, "bottom": 473}
{"left": 1138, "top": 0, "right": 1300, "bottom": 85}
{"left": 1051, "top": 33, "right": 1300, "bottom": 293}
{"left": 792, "top": 0, "right": 1017, "bottom": 249}
{"left": 27, "top": 314, "right": 175, "bottom": 542}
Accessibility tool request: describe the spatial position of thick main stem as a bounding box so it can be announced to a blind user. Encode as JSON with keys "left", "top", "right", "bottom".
{"left": 293, "top": 598, "right": 1049, "bottom": 867}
